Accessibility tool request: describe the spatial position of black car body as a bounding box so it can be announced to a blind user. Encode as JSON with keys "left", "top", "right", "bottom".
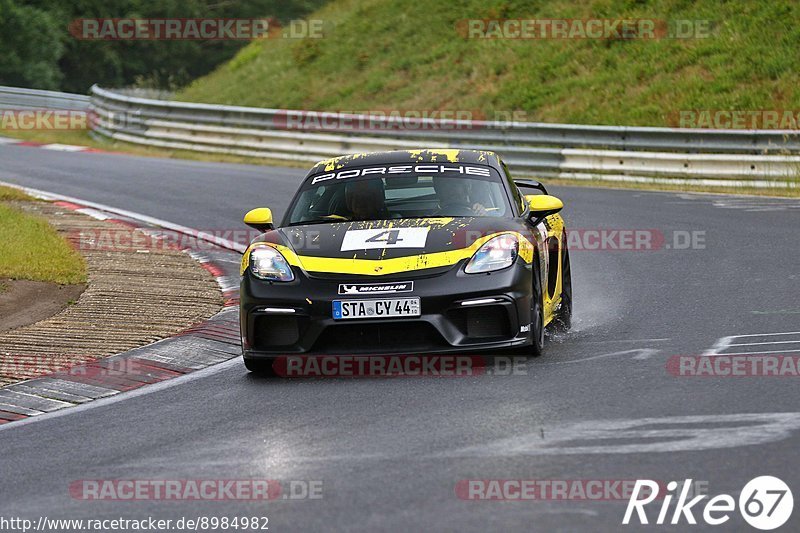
{"left": 239, "top": 149, "right": 571, "bottom": 371}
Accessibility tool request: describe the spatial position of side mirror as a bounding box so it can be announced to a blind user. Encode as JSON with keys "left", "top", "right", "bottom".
{"left": 525, "top": 194, "right": 563, "bottom": 223}
{"left": 244, "top": 207, "right": 274, "bottom": 232}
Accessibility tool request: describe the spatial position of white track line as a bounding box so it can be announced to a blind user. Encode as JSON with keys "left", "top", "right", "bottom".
{"left": 40, "top": 144, "right": 89, "bottom": 152}
{"left": 724, "top": 331, "right": 800, "bottom": 338}
{"left": 704, "top": 331, "right": 800, "bottom": 356}
{"left": 728, "top": 340, "right": 800, "bottom": 346}
{"left": 703, "top": 335, "right": 734, "bottom": 356}
{"left": 714, "top": 349, "right": 800, "bottom": 356}
{"left": 540, "top": 348, "right": 659, "bottom": 365}
{"left": 0, "top": 181, "right": 247, "bottom": 254}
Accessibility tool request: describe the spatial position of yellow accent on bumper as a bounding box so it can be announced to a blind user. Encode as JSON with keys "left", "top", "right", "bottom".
{"left": 241, "top": 232, "right": 534, "bottom": 277}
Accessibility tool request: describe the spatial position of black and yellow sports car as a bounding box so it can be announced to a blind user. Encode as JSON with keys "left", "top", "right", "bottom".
{"left": 239, "top": 149, "right": 571, "bottom": 372}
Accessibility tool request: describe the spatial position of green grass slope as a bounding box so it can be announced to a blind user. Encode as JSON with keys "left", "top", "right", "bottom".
{"left": 178, "top": 0, "right": 800, "bottom": 126}
{"left": 0, "top": 187, "right": 86, "bottom": 285}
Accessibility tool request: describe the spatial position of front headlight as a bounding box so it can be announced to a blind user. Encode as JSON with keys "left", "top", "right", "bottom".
{"left": 465, "top": 234, "right": 519, "bottom": 274}
{"left": 250, "top": 246, "right": 294, "bottom": 282}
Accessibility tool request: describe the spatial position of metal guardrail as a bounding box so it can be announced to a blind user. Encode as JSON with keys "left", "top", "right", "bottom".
{"left": 88, "top": 86, "right": 800, "bottom": 187}
{"left": 4, "top": 84, "right": 797, "bottom": 187}
{"left": 0, "top": 86, "right": 90, "bottom": 111}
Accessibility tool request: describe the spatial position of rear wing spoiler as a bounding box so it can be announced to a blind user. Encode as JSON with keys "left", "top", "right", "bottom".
{"left": 514, "top": 179, "right": 548, "bottom": 195}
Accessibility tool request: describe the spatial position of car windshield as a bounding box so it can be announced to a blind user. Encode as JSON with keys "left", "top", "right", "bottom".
{"left": 286, "top": 165, "right": 511, "bottom": 225}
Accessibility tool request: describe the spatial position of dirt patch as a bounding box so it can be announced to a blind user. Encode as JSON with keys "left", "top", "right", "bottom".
{"left": 0, "top": 279, "right": 86, "bottom": 334}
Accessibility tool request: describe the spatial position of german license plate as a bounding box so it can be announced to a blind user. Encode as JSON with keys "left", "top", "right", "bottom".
{"left": 332, "top": 298, "right": 420, "bottom": 320}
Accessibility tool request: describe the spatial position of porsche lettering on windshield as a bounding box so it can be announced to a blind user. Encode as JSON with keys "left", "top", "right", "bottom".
{"left": 310, "top": 165, "right": 491, "bottom": 184}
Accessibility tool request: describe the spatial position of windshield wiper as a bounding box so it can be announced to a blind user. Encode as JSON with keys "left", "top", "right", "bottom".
{"left": 288, "top": 217, "right": 350, "bottom": 227}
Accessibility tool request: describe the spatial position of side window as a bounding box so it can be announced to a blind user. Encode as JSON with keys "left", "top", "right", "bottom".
{"left": 501, "top": 161, "right": 525, "bottom": 215}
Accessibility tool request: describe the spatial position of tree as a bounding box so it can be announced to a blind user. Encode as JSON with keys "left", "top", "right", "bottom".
{"left": 10, "top": 0, "right": 329, "bottom": 93}
{"left": 0, "top": 0, "right": 64, "bottom": 89}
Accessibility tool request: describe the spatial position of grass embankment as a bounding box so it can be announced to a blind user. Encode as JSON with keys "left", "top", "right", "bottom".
{"left": 0, "top": 186, "right": 86, "bottom": 290}
{"left": 179, "top": 0, "right": 800, "bottom": 126}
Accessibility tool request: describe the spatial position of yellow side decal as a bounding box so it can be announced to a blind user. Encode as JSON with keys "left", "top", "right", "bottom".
{"left": 541, "top": 213, "right": 566, "bottom": 327}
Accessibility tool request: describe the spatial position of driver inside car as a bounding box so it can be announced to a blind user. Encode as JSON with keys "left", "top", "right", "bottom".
{"left": 432, "top": 176, "right": 488, "bottom": 216}
{"left": 344, "top": 179, "right": 390, "bottom": 220}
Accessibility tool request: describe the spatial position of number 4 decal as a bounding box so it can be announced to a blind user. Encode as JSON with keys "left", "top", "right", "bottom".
{"left": 365, "top": 230, "right": 403, "bottom": 245}
{"left": 341, "top": 227, "right": 430, "bottom": 251}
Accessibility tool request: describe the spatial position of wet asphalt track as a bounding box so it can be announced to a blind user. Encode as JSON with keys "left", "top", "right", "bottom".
{"left": 1, "top": 143, "right": 800, "bottom": 531}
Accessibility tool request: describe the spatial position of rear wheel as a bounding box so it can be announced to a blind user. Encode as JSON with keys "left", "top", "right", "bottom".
{"left": 553, "top": 243, "right": 573, "bottom": 332}
{"left": 530, "top": 261, "right": 545, "bottom": 357}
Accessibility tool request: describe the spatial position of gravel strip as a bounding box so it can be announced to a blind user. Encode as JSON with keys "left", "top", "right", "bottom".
{"left": 0, "top": 201, "right": 223, "bottom": 383}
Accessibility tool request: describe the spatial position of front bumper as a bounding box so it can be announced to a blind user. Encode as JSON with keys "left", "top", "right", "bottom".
{"left": 240, "top": 260, "right": 533, "bottom": 357}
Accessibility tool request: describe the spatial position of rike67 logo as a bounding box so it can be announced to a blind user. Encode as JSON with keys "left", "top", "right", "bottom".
{"left": 623, "top": 476, "right": 793, "bottom": 530}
